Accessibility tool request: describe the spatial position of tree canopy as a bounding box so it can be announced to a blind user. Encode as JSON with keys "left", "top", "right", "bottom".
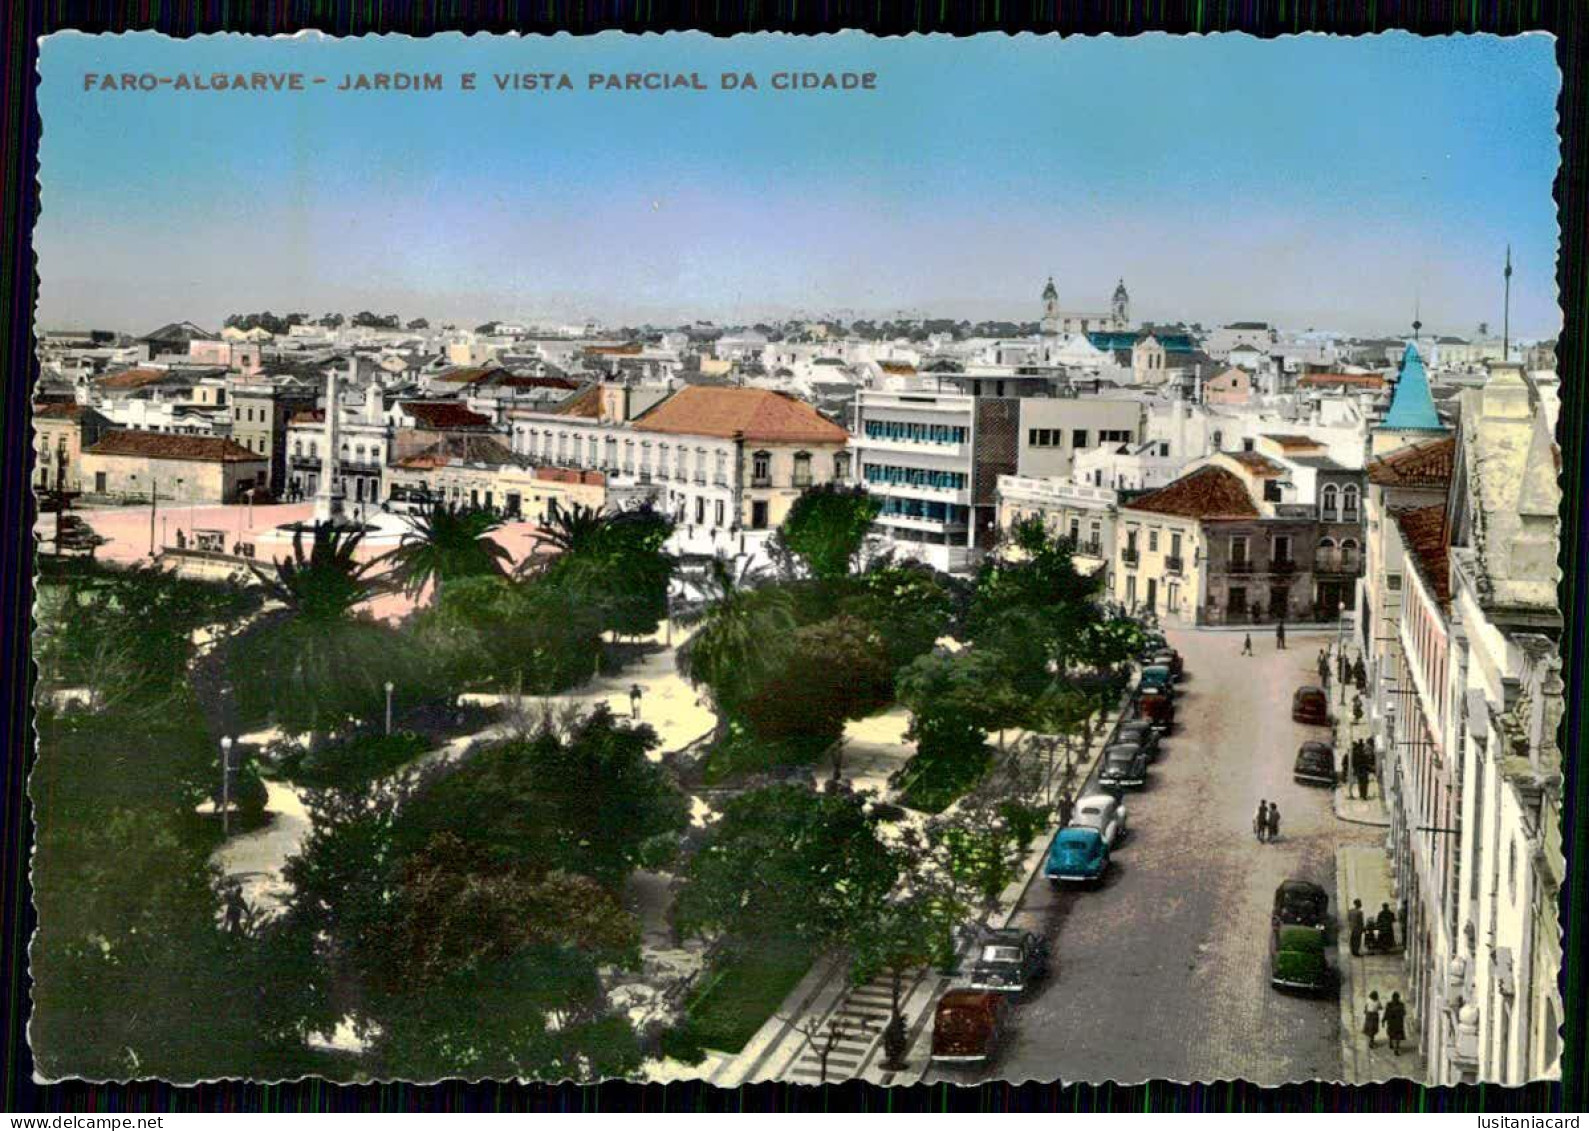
{"left": 772, "top": 484, "right": 881, "bottom": 581}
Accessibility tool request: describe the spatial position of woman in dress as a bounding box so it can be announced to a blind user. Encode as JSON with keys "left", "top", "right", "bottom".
{"left": 1363, "top": 991, "right": 1382, "bottom": 1049}
{"left": 1383, "top": 992, "right": 1407, "bottom": 1056}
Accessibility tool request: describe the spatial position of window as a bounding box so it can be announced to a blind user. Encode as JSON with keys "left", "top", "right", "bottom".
{"left": 1071, "top": 429, "right": 1089, "bottom": 450}
{"left": 834, "top": 452, "right": 850, "bottom": 480}
{"left": 1212, "top": 429, "right": 1224, "bottom": 449}
{"left": 1158, "top": 442, "right": 1170, "bottom": 457}
{"left": 715, "top": 500, "right": 725, "bottom": 527}
{"left": 1508, "top": 839, "right": 1518, "bottom": 897}
{"left": 1170, "top": 532, "right": 1182, "bottom": 558}
{"left": 1126, "top": 530, "right": 1138, "bottom": 553}
{"left": 1387, "top": 574, "right": 1402, "bottom": 591}
{"left": 1230, "top": 535, "right": 1250, "bottom": 564}
{"left": 605, "top": 437, "right": 618, "bottom": 468}
{"left": 1321, "top": 484, "right": 1339, "bottom": 521}
{"left": 656, "top": 443, "right": 670, "bottom": 479}
{"left": 793, "top": 451, "right": 812, "bottom": 488}
{"left": 1342, "top": 484, "right": 1361, "bottom": 521}
{"left": 1242, "top": 437, "right": 1256, "bottom": 452}
{"left": 1069, "top": 518, "right": 1080, "bottom": 542}
{"left": 675, "top": 446, "right": 688, "bottom": 479}
{"left": 1341, "top": 538, "right": 1359, "bottom": 567}
{"left": 716, "top": 450, "right": 729, "bottom": 485}
{"left": 694, "top": 497, "right": 705, "bottom": 525}
{"left": 1273, "top": 534, "right": 1293, "bottom": 565}
{"left": 752, "top": 450, "right": 772, "bottom": 483}
{"left": 1148, "top": 530, "right": 1159, "bottom": 552}
{"left": 624, "top": 440, "right": 635, "bottom": 473}
{"left": 1264, "top": 479, "right": 1283, "bottom": 503}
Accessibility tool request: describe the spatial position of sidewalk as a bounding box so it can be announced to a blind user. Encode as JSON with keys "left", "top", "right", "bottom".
{"left": 1335, "top": 845, "right": 1425, "bottom": 1082}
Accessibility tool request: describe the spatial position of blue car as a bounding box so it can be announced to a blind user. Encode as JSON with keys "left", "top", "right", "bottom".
{"left": 1046, "top": 827, "right": 1110, "bottom": 887}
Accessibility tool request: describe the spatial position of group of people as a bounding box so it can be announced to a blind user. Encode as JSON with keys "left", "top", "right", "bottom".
{"left": 1345, "top": 898, "right": 1400, "bottom": 955}
{"left": 1363, "top": 990, "right": 1410, "bottom": 1056}
{"left": 1252, "top": 799, "right": 1282, "bottom": 842}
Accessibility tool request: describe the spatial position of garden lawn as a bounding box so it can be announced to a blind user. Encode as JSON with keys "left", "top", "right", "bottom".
{"left": 684, "top": 937, "right": 818, "bottom": 1054}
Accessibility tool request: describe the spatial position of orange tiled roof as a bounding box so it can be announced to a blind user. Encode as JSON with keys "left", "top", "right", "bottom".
{"left": 86, "top": 429, "right": 263, "bottom": 463}
{"left": 878, "top": 361, "right": 916, "bottom": 375}
{"left": 584, "top": 343, "right": 643, "bottom": 357}
{"left": 1262, "top": 433, "right": 1324, "bottom": 451}
{"left": 1227, "top": 451, "right": 1286, "bottom": 476}
{"left": 553, "top": 385, "right": 603, "bottom": 419}
{"left": 289, "top": 409, "right": 326, "bottom": 425}
{"left": 432, "top": 366, "right": 502, "bottom": 385}
{"left": 394, "top": 434, "right": 519, "bottom": 470}
{"left": 400, "top": 401, "right": 494, "bottom": 429}
{"left": 96, "top": 367, "right": 182, "bottom": 390}
{"left": 1367, "top": 437, "right": 1456, "bottom": 488}
{"left": 1124, "top": 465, "right": 1259, "bottom": 520}
{"left": 632, "top": 386, "right": 848, "bottom": 444}
{"left": 1298, "top": 372, "right": 1386, "bottom": 390}
{"left": 33, "top": 402, "right": 91, "bottom": 419}
{"left": 1393, "top": 504, "right": 1451, "bottom": 605}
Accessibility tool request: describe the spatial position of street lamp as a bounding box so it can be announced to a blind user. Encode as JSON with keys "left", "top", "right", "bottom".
{"left": 1337, "top": 602, "right": 1348, "bottom": 705}
{"left": 384, "top": 680, "right": 395, "bottom": 736}
{"left": 220, "top": 736, "right": 234, "bottom": 836}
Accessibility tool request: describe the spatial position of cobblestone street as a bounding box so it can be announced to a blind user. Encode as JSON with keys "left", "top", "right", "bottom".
{"left": 933, "top": 626, "right": 1384, "bottom": 1086}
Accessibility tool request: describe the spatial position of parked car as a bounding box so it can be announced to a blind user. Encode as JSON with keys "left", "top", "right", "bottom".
{"left": 1270, "top": 924, "right": 1335, "bottom": 994}
{"left": 1293, "top": 740, "right": 1337, "bottom": 787}
{"left": 1047, "top": 826, "right": 1111, "bottom": 886}
{"left": 1134, "top": 688, "right": 1176, "bottom": 734}
{"left": 1151, "top": 649, "right": 1183, "bottom": 678}
{"left": 1139, "top": 664, "right": 1176, "bottom": 697}
{"left": 1069, "top": 792, "right": 1128, "bottom": 848}
{"left": 1292, "top": 685, "right": 1330, "bottom": 725}
{"left": 1138, "top": 631, "right": 1169, "bottom": 659}
{"left": 1098, "top": 744, "right": 1149, "bottom": 789}
{"left": 930, "top": 990, "right": 1010, "bottom": 1064}
{"left": 967, "top": 929, "right": 1050, "bottom": 994}
{"left": 1115, "top": 719, "right": 1161, "bottom": 761}
{"left": 1272, "top": 879, "right": 1330, "bottom": 934}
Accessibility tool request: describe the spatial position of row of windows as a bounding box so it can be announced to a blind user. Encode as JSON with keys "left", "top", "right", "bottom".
{"left": 1320, "top": 484, "right": 1361, "bottom": 521}
{"left": 292, "top": 440, "right": 384, "bottom": 462}
{"left": 863, "top": 463, "right": 967, "bottom": 490}
{"left": 879, "top": 498, "right": 966, "bottom": 522}
{"left": 1028, "top": 428, "right": 1092, "bottom": 449}
{"left": 864, "top": 421, "right": 967, "bottom": 445}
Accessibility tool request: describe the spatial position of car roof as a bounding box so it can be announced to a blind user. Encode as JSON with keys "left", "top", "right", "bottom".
{"left": 1118, "top": 719, "right": 1152, "bottom": 730}
{"left": 1056, "top": 826, "right": 1101, "bottom": 842}
{"left": 1300, "top": 740, "right": 1333, "bottom": 752}
{"left": 1105, "top": 743, "right": 1142, "bottom": 755}
{"left": 1077, "top": 793, "right": 1116, "bottom": 808}
{"left": 939, "top": 989, "right": 999, "bottom": 1009}
{"left": 1143, "top": 664, "right": 1171, "bottom": 674}
{"left": 1295, "top": 685, "right": 1324, "bottom": 697}
{"left": 1278, "top": 879, "right": 1326, "bottom": 896}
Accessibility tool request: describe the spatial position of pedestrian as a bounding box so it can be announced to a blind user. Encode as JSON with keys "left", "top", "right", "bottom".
{"left": 1276, "top": 620, "right": 1287, "bottom": 650}
{"left": 629, "top": 682, "right": 644, "bottom": 720}
{"left": 1318, "top": 649, "right": 1330, "bottom": 685}
{"left": 1384, "top": 992, "right": 1408, "bottom": 1056}
{"left": 1364, "top": 991, "right": 1382, "bottom": 1049}
{"left": 1376, "top": 902, "right": 1397, "bottom": 949}
{"left": 1347, "top": 899, "right": 1366, "bottom": 956}
{"left": 1254, "top": 800, "right": 1270, "bottom": 843}
{"left": 1355, "top": 758, "right": 1372, "bottom": 801}
{"left": 1265, "top": 802, "right": 1281, "bottom": 843}
{"left": 1057, "top": 789, "right": 1075, "bottom": 828}
{"left": 223, "top": 882, "right": 248, "bottom": 935}
{"left": 1241, "top": 633, "right": 1254, "bottom": 656}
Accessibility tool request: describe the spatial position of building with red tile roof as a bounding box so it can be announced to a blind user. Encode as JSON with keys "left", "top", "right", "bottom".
{"left": 81, "top": 429, "right": 267, "bottom": 504}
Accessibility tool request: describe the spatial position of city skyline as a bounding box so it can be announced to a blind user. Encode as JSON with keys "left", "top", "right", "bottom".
{"left": 35, "top": 31, "right": 1560, "bottom": 338}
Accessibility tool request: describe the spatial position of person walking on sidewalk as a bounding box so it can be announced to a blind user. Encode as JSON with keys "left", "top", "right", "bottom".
{"left": 1375, "top": 903, "right": 1397, "bottom": 949}
{"left": 1347, "top": 899, "right": 1366, "bottom": 956}
{"left": 1242, "top": 633, "right": 1254, "bottom": 656}
{"left": 1384, "top": 992, "right": 1408, "bottom": 1056}
{"left": 1363, "top": 991, "right": 1382, "bottom": 1049}
{"left": 1318, "top": 649, "right": 1330, "bottom": 686}
{"left": 1265, "top": 802, "right": 1281, "bottom": 843}
{"left": 1276, "top": 620, "right": 1287, "bottom": 650}
{"left": 1354, "top": 754, "right": 1372, "bottom": 801}
{"left": 1254, "top": 800, "right": 1270, "bottom": 843}
{"left": 629, "top": 683, "right": 644, "bottom": 720}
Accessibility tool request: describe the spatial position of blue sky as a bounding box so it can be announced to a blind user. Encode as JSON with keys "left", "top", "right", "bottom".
{"left": 35, "top": 31, "right": 1560, "bottom": 337}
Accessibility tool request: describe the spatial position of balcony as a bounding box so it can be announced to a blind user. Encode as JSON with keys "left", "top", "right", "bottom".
{"left": 1164, "top": 555, "right": 1185, "bottom": 574}
{"left": 1315, "top": 552, "right": 1360, "bottom": 575}
{"left": 1228, "top": 559, "right": 1254, "bottom": 574}
{"left": 1122, "top": 548, "right": 1140, "bottom": 567}
{"left": 1076, "top": 540, "right": 1103, "bottom": 558}
{"left": 750, "top": 475, "right": 772, "bottom": 488}
{"left": 792, "top": 475, "right": 813, "bottom": 489}
{"left": 1271, "top": 558, "right": 1298, "bottom": 574}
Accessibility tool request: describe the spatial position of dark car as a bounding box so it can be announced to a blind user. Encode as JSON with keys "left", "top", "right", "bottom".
{"left": 1098, "top": 744, "right": 1149, "bottom": 789}
{"left": 1293, "top": 741, "right": 1337, "bottom": 787}
{"left": 1134, "top": 688, "right": 1176, "bottom": 734}
{"left": 967, "top": 928, "right": 1050, "bottom": 994}
{"left": 1292, "top": 685, "right": 1330, "bottom": 725}
{"left": 1151, "top": 649, "right": 1184, "bottom": 678}
{"left": 1272, "top": 879, "right": 1330, "bottom": 933}
{"left": 1116, "top": 719, "right": 1161, "bottom": 761}
{"left": 1270, "top": 925, "right": 1335, "bottom": 994}
{"left": 930, "top": 990, "right": 1010, "bottom": 1065}
{"left": 1139, "top": 664, "right": 1176, "bottom": 698}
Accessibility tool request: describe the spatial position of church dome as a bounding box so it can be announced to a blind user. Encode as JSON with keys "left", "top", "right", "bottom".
{"left": 1042, "top": 277, "right": 1058, "bottom": 301}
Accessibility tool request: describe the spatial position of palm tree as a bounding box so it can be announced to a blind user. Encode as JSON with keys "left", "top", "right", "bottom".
{"left": 674, "top": 556, "right": 796, "bottom": 737}
{"left": 236, "top": 522, "right": 405, "bottom": 748}
{"left": 378, "top": 499, "right": 510, "bottom": 603}
{"left": 518, "top": 503, "right": 677, "bottom": 640}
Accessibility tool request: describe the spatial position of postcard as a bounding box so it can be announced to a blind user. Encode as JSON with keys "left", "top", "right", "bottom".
{"left": 28, "top": 29, "right": 1562, "bottom": 1087}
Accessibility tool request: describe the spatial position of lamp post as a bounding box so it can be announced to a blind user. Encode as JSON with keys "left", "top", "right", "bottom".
{"left": 384, "top": 681, "right": 395, "bottom": 736}
{"left": 220, "top": 736, "right": 234, "bottom": 837}
{"left": 1337, "top": 602, "right": 1348, "bottom": 706}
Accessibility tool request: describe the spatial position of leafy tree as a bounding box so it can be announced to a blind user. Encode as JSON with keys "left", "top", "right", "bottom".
{"left": 675, "top": 557, "right": 797, "bottom": 735}
{"left": 742, "top": 615, "right": 891, "bottom": 744}
{"left": 394, "top": 704, "right": 689, "bottom": 885}
{"left": 921, "top": 795, "right": 1050, "bottom": 920}
{"left": 377, "top": 499, "right": 511, "bottom": 603}
{"left": 674, "top": 785, "right": 899, "bottom": 949}
{"left": 836, "top": 560, "right": 963, "bottom": 675}
{"left": 318, "top": 312, "right": 345, "bottom": 328}
{"left": 275, "top": 779, "right": 643, "bottom": 1080}
{"left": 772, "top": 485, "right": 881, "bottom": 582}
{"left": 849, "top": 892, "right": 947, "bottom": 1036}
{"left": 406, "top": 317, "right": 429, "bottom": 330}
